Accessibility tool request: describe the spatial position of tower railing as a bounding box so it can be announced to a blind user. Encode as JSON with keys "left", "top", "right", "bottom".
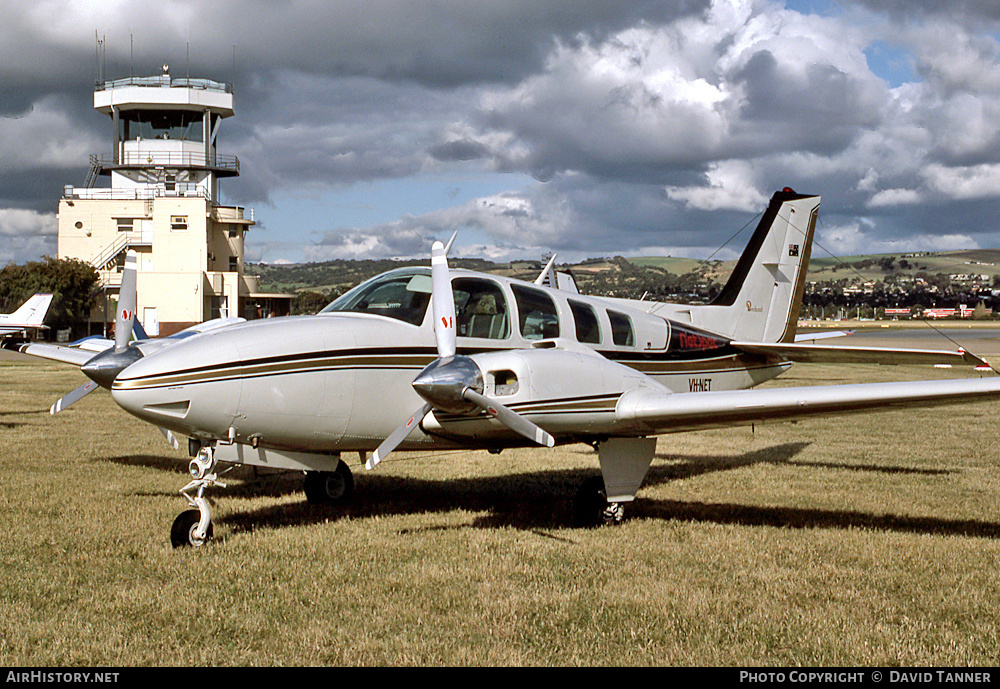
{"left": 63, "top": 187, "right": 210, "bottom": 201}
{"left": 94, "top": 151, "right": 240, "bottom": 175}
{"left": 95, "top": 76, "right": 232, "bottom": 93}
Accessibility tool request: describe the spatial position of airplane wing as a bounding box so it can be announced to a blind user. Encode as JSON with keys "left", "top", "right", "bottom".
{"left": 18, "top": 342, "right": 96, "bottom": 367}
{"left": 616, "top": 376, "right": 1000, "bottom": 436}
{"left": 19, "top": 318, "right": 246, "bottom": 365}
{"left": 730, "top": 341, "right": 990, "bottom": 368}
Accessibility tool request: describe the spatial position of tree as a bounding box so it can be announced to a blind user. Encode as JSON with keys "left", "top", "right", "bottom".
{"left": 292, "top": 290, "right": 330, "bottom": 315}
{"left": 0, "top": 256, "right": 98, "bottom": 328}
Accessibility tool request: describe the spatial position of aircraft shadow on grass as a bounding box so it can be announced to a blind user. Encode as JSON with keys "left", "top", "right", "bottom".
{"left": 0, "top": 408, "right": 54, "bottom": 429}
{"left": 99, "top": 440, "right": 997, "bottom": 542}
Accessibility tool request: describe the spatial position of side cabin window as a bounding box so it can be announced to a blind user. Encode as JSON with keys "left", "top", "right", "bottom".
{"left": 454, "top": 278, "right": 510, "bottom": 340}
{"left": 607, "top": 309, "right": 635, "bottom": 347}
{"left": 320, "top": 271, "right": 431, "bottom": 326}
{"left": 511, "top": 284, "right": 559, "bottom": 340}
{"left": 568, "top": 299, "right": 601, "bottom": 344}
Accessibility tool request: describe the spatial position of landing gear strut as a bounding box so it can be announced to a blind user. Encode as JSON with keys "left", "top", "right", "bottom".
{"left": 171, "top": 446, "right": 227, "bottom": 548}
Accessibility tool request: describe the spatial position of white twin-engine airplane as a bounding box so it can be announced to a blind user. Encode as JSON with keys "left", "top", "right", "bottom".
{"left": 21, "top": 188, "right": 1000, "bottom": 547}
{"left": 0, "top": 293, "right": 52, "bottom": 339}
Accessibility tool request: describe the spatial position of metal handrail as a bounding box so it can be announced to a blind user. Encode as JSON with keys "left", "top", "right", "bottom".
{"left": 94, "top": 152, "right": 239, "bottom": 174}
{"left": 95, "top": 76, "right": 232, "bottom": 93}
{"left": 89, "top": 233, "right": 130, "bottom": 271}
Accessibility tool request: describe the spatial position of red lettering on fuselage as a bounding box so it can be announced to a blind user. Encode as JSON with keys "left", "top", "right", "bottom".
{"left": 678, "top": 331, "right": 721, "bottom": 351}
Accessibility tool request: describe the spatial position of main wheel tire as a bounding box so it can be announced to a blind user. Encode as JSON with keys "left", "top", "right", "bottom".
{"left": 170, "top": 509, "right": 213, "bottom": 548}
{"left": 304, "top": 463, "right": 354, "bottom": 505}
{"left": 573, "top": 476, "right": 625, "bottom": 527}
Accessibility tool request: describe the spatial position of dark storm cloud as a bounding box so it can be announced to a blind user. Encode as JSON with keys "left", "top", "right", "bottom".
{"left": 3, "top": 1, "right": 1000, "bottom": 264}
{"left": 842, "top": 0, "right": 1000, "bottom": 25}
{"left": 733, "top": 50, "right": 883, "bottom": 155}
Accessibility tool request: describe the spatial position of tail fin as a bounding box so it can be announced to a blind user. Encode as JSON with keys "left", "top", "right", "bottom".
{"left": 8, "top": 293, "right": 54, "bottom": 325}
{"left": 699, "top": 189, "right": 819, "bottom": 343}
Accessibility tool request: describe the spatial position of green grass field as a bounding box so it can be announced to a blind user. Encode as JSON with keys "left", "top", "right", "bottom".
{"left": 2, "top": 355, "right": 999, "bottom": 666}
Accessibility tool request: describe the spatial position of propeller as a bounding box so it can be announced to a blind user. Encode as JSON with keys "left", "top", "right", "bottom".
{"left": 368, "top": 240, "right": 554, "bottom": 469}
{"left": 49, "top": 250, "right": 143, "bottom": 413}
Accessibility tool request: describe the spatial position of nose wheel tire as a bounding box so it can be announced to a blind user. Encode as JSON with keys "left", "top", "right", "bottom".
{"left": 304, "top": 462, "right": 354, "bottom": 505}
{"left": 171, "top": 509, "right": 214, "bottom": 548}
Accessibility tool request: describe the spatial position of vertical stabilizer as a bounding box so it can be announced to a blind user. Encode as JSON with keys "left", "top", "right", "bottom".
{"left": 698, "top": 189, "right": 819, "bottom": 343}
{"left": 7, "top": 293, "right": 54, "bottom": 325}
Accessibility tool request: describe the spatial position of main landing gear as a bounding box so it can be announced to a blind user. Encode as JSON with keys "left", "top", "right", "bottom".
{"left": 304, "top": 462, "right": 354, "bottom": 505}
{"left": 171, "top": 445, "right": 227, "bottom": 548}
{"left": 573, "top": 476, "right": 626, "bottom": 527}
{"left": 573, "top": 437, "right": 657, "bottom": 528}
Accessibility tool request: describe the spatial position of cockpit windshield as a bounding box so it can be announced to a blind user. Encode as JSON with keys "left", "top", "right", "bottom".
{"left": 320, "top": 269, "right": 432, "bottom": 325}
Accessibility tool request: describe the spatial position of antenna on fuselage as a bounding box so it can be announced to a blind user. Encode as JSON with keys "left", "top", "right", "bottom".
{"left": 534, "top": 253, "right": 558, "bottom": 288}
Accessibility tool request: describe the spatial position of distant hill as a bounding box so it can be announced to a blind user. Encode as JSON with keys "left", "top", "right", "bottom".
{"left": 248, "top": 248, "right": 1000, "bottom": 312}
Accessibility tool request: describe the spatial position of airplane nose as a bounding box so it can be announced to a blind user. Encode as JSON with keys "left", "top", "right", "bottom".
{"left": 81, "top": 346, "right": 144, "bottom": 389}
{"left": 111, "top": 331, "right": 244, "bottom": 437}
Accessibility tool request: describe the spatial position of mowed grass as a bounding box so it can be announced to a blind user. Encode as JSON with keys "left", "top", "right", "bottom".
{"left": 2, "top": 357, "right": 1000, "bottom": 666}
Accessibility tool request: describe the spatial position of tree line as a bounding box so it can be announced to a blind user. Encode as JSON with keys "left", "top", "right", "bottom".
{"left": 0, "top": 257, "right": 98, "bottom": 330}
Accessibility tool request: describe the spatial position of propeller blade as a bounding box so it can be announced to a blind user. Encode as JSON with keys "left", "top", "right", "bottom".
{"left": 159, "top": 427, "right": 181, "bottom": 450}
{"left": 50, "top": 380, "right": 99, "bottom": 414}
{"left": 431, "top": 241, "right": 456, "bottom": 359}
{"left": 115, "top": 251, "right": 138, "bottom": 353}
{"left": 462, "top": 388, "right": 555, "bottom": 448}
{"left": 368, "top": 402, "right": 432, "bottom": 469}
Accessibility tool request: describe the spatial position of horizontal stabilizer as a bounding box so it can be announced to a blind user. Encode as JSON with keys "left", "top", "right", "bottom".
{"left": 731, "top": 341, "right": 990, "bottom": 368}
{"left": 794, "top": 330, "right": 854, "bottom": 342}
{"left": 617, "top": 376, "right": 1000, "bottom": 435}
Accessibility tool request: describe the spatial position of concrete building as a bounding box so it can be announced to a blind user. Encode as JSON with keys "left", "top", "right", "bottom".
{"left": 57, "top": 67, "right": 291, "bottom": 336}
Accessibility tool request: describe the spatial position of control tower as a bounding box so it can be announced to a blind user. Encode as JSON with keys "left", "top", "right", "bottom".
{"left": 58, "top": 66, "right": 289, "bottom": 336}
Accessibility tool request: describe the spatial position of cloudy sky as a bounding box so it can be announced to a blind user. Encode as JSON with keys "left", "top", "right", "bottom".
{"left": 3, "top": 0, "right": 1000, "bottom": 266}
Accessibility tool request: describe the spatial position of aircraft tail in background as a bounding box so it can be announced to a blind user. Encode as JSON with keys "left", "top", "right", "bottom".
{"left": 0, "top": 293, "right": 54, "bottom": 337}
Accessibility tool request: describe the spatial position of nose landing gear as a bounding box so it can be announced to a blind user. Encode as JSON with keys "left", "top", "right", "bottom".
{"left": 171, "top": 446, "right": 227, "bottom": 548}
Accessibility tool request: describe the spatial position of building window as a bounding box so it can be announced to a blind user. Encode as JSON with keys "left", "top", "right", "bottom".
{"left": 170, "top": 215, "right": 188, "bottom": 231}
{"left": 116, "top": 218, "right": 134, "bottom": 232}
{"left": 229, "top": 256, "right": 239, "bottom": 272}
{"left": 228, "top": 227, "right": 240, "bottom": 238}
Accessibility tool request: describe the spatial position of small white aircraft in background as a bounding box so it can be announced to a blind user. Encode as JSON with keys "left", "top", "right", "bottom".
{"left": 0, "top": 293, "right": 52, "bottom": 340}
{"left": 18, "top": 188, "right": 1000, "bottom": 547}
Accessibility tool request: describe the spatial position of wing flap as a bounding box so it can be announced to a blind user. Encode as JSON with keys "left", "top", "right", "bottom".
{"left": 731, "top": 340, "right": 990, "bottom": 368}
{"left": 617, "top": 377, "right": 1000, "bottom": 435}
